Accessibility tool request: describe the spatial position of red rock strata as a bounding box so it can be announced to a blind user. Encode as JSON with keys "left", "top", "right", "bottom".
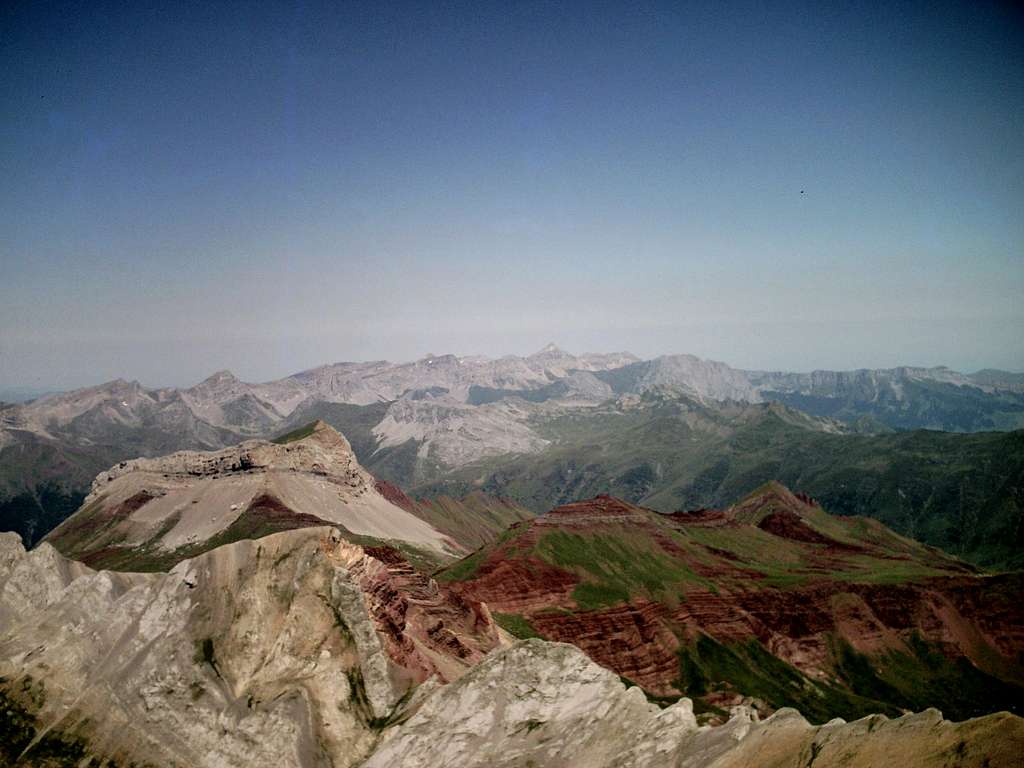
{"left": 757, "top": 508, "right": 838, "bottom": 545}
{"left": 373, "top": 478, "right": 420, "bottom": 514}
{"left": 329, "top": 537, "right": 503, "bottom": 683}
{"left": 446, "top": 492, "right": 1024, "bottom": 696}
{"left": 528, "top": 600, "right": 681, "bottom": 693}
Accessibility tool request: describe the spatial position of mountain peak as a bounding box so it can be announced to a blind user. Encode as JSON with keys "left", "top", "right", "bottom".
{"left": 201, "top": 369, "right": 239, "bottom": 384}
{"left": 545, "top": 495, "right": 650, "bottom": 523}
{"left": 532, "top": 342, "right": 568, "bottom": 357}
{"left": 727, "top": 481, "right": 826, "bottom": 533}
{"left": 188, "top": 370, "right": 242, "bottom": 394}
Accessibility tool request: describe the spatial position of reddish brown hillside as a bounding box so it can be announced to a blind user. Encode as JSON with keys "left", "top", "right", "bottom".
{"left": 439, "top": 485, "right": 1024, "bottom": 722}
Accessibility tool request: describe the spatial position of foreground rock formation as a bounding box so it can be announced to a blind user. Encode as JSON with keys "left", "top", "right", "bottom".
{"left": 368, "top": 640, "right": 1024, "bottom": 768}
{"left": 1, "top": 528, "right": 1021, "bottom": 767}
{"left": 0, "top": 526, "right": 504, "bottom": 767}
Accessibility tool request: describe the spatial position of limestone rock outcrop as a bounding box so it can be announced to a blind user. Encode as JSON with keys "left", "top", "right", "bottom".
{"left": 366, "top": 639, "right": 1024, "bottom": 768}
{"left": 2, "top": 530, "right": 1021, "bottom": 767}
{"left": 0, "top": 527, "right": 504, "bottom": 768}
{"left": 365, "top": 639, "right": 699, "bottom": 768}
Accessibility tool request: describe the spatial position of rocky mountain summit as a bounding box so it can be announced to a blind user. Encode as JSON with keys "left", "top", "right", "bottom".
{"left": 43, "top": 421, "right": 462, "bottom": 570}
{"left": 2, "top": 528, "right": 1020, "bottom": 768}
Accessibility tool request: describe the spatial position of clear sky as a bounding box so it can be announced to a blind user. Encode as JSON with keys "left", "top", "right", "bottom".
{"left": 2, "top": 0, "right": 1022, "bottom": 389}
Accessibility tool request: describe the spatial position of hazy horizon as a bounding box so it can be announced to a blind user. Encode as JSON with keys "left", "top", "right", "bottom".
{"left": 3, "top": 1, "right": 1022, "bottom": 390}
{"left": 3, "top": 328, "right": 1024, "bottom": 395}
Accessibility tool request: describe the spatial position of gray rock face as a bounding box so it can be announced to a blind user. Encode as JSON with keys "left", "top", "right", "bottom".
{"left": 365, "top": 638, "right": 699, "bottom": 768}
{"left": 88, "top": 417, "right": 367, "bottom": 492}
{"left": 0, "top": 527, "right": 502, "bottom": 767}
{"left": 2, "top": 532, "right": 1021, "bottom": 767}
{"left": 368, "top": 638, "right": 1024, "bottom": 768}
{"left": 1, "top": 529, "right": 386, "bottom": 767}
{"left": 273, "top": 347, "right": 640, "bottom": 411}
{"left": 373, "top": 392, "right": 551, "bottom": 466}
{"left": 601, "top": 354, "right": 764, "bottom": 403}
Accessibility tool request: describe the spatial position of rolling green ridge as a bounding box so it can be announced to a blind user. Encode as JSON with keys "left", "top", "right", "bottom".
{"left": 441, "top": 486, "right": 972, "bottom": 603}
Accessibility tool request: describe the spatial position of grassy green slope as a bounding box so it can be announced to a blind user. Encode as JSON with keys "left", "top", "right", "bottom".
{"left": 444, "top": 488, "right": 971, "bottom": 606}
{"left": 675, "top": 631, "right": 1021, "bottom": 723}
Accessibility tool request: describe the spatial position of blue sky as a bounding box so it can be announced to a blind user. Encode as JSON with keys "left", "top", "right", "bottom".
{"left": 1, "top": 0, "right": 1022, "bottom": 388}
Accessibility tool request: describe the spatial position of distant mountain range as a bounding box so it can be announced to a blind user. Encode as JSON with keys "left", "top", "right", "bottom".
{"left": 2, "top": 346, "right": 1023, "bottom": 564}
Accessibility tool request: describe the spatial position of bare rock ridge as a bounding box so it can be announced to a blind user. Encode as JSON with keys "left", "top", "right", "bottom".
{"left": 1, "top": 530, "right": 1021, "bottom": 767}
{"left": 366, "top": 640, "right": 1024, "bottom": 768}
{"left": 44, "top": 420, "right": 461, "bottom": 569}
{"left": 0, "top": 527, "right": 505, "bottom": 767}
{"left": 90, "top": 419, "right": 360, "bottom": 488}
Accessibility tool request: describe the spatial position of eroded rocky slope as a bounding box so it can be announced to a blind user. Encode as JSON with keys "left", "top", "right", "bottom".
{"left": 367, "top": 640, "right": 1024, "bottom": 768}
{"left": 0, "top": 526, "right": 506, "bottom": 767}
{"left": 441, "top": 485, "right": 1024, "bottom": 721}
{"left": 2, "top": 528, "right": 1021, "bottom": 768}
